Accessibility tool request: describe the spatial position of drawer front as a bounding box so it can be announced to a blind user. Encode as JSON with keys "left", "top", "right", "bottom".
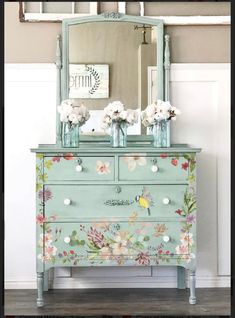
{"left": 38, "top": 221, "right": 191, "bottom": 267}
{"left": 44, "top": 184, "right": 187, "bottom": 219}
{"left": 119, "top": 155, "right": 189, "bottom": 181}
{"left": 44, "top": 156, "right": 115, "bottom": 181}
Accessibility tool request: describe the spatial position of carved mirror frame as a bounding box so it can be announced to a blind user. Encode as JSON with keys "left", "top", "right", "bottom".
{"left": 55, "top": 13, "right": 170, "bottom": 146}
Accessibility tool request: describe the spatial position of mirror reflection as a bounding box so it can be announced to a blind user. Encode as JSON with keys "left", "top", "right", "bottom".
{"left": 68, "top": 21, "right": 157, "bottom": 134}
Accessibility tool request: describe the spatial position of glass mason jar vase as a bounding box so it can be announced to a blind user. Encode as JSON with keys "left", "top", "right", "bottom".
{"left": 62, "top": 122, "right": 80, "bottom": 147}
{"left": 110, "top": 121, "right": 127, "bottom": 147}
{"left": 152, "top": 119, "right": 170, "bottom": 147}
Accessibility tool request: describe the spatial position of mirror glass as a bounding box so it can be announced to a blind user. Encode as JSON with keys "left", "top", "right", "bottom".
{"left": 68, "top": 21, "right": 157, "bottom": 134}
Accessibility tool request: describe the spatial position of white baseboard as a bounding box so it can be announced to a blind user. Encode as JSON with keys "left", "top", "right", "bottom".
{"left": 5, "top": 276, "right": 230, "bottom": 289}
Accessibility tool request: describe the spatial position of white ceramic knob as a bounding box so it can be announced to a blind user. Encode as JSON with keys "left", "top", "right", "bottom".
{"left": 151, "top": 165, "right": 159, "bottom": 173}
{"left": 163, "top": 197, "right": 170, "bottom": 205}
{"left": 163, "top": 235, "right": 170, "bottom": 243}
{"left": 76, "top": 165, "right": 83, "bottom": 172}
{"left": 64, "top": 198, "right": 71, "bottom": 206}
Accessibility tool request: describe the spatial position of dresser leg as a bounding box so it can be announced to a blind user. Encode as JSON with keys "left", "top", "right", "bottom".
{"left": 37, "top": 272, "right": 44, "bottom": 307}
{"left": 177, "top": 266, "right": 186, "bottom": 289}
{"left": 189, "top": 270, "right": 196, "bottom": 304}
{"left": 43, "top": 270, "right": 49, "bottom": 292}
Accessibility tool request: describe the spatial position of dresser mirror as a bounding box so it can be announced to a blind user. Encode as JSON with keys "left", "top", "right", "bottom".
{"left": 58, "top": 13, "right": 169, "bottom": 140}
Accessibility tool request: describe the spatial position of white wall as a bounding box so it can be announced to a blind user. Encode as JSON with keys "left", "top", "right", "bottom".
{"left": 5, "top": 63, "right": 230, "bottom": 289}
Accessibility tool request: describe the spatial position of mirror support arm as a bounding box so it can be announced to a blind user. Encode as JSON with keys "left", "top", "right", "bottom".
{"left": 164, "top": 34, "right": 170, "bottom": 102}
{"left": 56, "top": 34, "right": 62, "bottom": 146}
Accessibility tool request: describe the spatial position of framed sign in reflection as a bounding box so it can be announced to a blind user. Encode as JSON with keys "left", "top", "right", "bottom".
{"left": 69, "top": 64, "right": 109, "bottom": 98}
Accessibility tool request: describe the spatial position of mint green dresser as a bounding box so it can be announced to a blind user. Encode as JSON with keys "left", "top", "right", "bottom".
{"left": 31, "top": 141, "right": 201, "bottom": 306}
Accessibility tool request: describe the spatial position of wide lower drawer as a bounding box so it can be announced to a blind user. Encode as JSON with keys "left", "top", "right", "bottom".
{"left": 44, "top": 156, "right": 115, "bottom": 181}
{"left": 44, "top": 184, "right": 188, "bottom": 219}
{"left": 37, "top": 221, "right": 191, "bottom": 267}
{"left": 119, "top": 154, "right": 190, "bottom": 182}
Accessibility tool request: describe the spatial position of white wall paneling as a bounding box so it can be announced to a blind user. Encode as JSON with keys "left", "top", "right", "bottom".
{"left": 5, "top": 63, "right": 230, "bottom": 289}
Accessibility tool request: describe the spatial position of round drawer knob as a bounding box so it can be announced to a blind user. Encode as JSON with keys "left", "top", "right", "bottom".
{"left": 163, "top": 197, "right": 170, "bottom": 205}
{"left": 64, "top": 198, "right": 71, "bottom": 206}
{"left": 151, "top": 165, "right": 159, "bottom": 173}
{"left": 76, "top": 165, "right": 83, "bottom": 172}
{"left": 163, "top": 235, "right": 170, "bottom": 243}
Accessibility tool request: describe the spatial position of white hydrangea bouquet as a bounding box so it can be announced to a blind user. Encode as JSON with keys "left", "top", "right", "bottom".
{"left": 101, "top": 101, "right": 138, "bottom": 130}
{"left": 58, "top": 99, "right": 90, "bottom": 126}
{"left": 57, "top": 99, "right": 90, "bottom": 147}
{"left": 101, "top": 101, "right": 139, "bottom": 147}
{"left": 141, "top": 99, "right": 180, "bottom": 127}
{"left": 141, "top": 100, "right": 180, "bottom": 147}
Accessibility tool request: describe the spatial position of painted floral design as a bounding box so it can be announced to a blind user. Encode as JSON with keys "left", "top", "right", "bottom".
{"left": 38, "top": 188, "right": 53, "bottom": 201}
{"left": 96, "top": 161, "right": 111, "bottom": 174}
{"left": 36, "top": 152, "right": 197, "bottom": 269}
{"left": 154, "top": 224, "right": 168, "bottom": 237}
{"left": 122, "top": 155, "right": 147, "bottom": 171}
{"left": 171, "top": 158, "right": 178, "bottom": 166}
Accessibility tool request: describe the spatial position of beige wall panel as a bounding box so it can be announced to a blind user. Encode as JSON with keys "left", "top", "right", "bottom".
{"left": 4, "top": 2, "right": 230, "bottom": 63}
{"left": 4, "top": 2, "right": 62, "bottom": 63}
{"left": 165, "top": 25, "right": 230, "bottom": 63}
{"left": 144, "top": 2, "right": 230, "bottom": 16}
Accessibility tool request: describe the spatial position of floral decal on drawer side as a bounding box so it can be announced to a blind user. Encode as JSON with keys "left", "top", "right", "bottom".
{"left": 96, "top": 161, "right": 111, "bottom": 174}
{"left": 122, "top": 154, "right": 147, "bottom": 171}
{"left": 174, "top": 153, "right": 197, "bottom": 265}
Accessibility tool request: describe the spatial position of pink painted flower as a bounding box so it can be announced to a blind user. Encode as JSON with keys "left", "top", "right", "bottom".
{"left": 52, "top": 157, "right": 60, "bottom": 162}
{"left": 122, "top": 155, "right": 147, "bottom": 171}
{"left": 38, "top": 188, "right": 53, "bottom": 202}
{"left": 175, "top": 244, "right": 189, "bottom": 255}
{"left": 182, "top": 162, "right": 189, "bottom": 170}
{"left": 63, "top": 251, "right": 67, "bottom": 256}
{"left": 175, "top": 209, "right": 183, "bottom": 216}
{"left": 69, "top": 250, "right": 75, "bottom": 255}
{"left": 171, "top": 158, "right": 178, "bottom": 166}
{"left": 96, "top": 161, "right": 111, "bottom": 174}
{"left": 36, "top": 213, "right": 46, "bottom": 225}
{"left": 63, "top": 153, "right": 74, "bottom": 160}
{"left": 160, "top": 153, "right": 168, "bottom": 159}
{"left": 180, "top": 233, "right": 194, "bottom": 246}
{"left": 110, "top": 235, "right": 128, "bottom": 256}
{"left": 45, "top": 245, "right": 57, "bottom": 256}
{"left": 135, "top": 228, "right": 143, "bottom": 235}
{"left": 135, "top": 252, "right": 150, "bottom": 265}
{"left": 165, "top": 250, "right": 170, "bottom": 254}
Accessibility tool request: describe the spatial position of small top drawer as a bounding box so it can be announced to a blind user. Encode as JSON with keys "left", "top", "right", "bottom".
{"left": 44, "top": 155, "right": 115, "bottom": 181}
{"left": 119, "top": 154, "right": 189, "bottom": 182}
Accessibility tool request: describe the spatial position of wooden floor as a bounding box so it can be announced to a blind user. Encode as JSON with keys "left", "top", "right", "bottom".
{"left": 5, "top": 288, "right": 230, "bottom": 316}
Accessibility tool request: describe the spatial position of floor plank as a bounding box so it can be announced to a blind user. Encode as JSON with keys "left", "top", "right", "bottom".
{"left": 4, "top": 288, "right": 230, "bottom": 316}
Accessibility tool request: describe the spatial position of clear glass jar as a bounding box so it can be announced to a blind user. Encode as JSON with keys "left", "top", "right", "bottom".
{"left": 152, "top": 119, "right": 170, "bottom": 147}
{"left": 62, "top": 122, "right": 79, "bottom": 147}
{"left": 110, "top": 121, "right": 127, "bottom": 147}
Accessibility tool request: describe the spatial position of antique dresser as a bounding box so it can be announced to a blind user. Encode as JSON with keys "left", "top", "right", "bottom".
{"left": 31, "top": 13, "right": 201, "bottom": 307}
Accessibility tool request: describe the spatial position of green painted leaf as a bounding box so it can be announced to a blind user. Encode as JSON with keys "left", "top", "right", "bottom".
{"left": 143, "top": 236, "right": 150, "bottom": 241}
{"left": 44, "top": 160, "right": 53, "bottom": 169}
{"left": 36, "top": 154, "right": 43, "bottom": 159}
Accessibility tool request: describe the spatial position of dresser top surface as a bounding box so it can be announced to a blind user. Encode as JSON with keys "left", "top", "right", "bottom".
{"left": 31, "top": 142, "right": 201, "bottom": 154}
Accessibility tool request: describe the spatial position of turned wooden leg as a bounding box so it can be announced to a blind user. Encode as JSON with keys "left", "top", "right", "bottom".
{"left": 43, "top": 270, "right": 49, "bottom": 292}
{"left": 37, "top": 272, "right": 44, "bottom": 307}
{"left": 189, "top": 270, "right": 196, "bottom": 304}
{"left": 177, "top": 266, "right": 186, "bottom": 289}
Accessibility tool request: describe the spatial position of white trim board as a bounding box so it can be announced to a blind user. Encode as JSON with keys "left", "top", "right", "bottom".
{"left": 5, "top": 276, "right": 230, "bottom": 289}
{"left": 23, "top": 13, "right": 230, "bottom": 25}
